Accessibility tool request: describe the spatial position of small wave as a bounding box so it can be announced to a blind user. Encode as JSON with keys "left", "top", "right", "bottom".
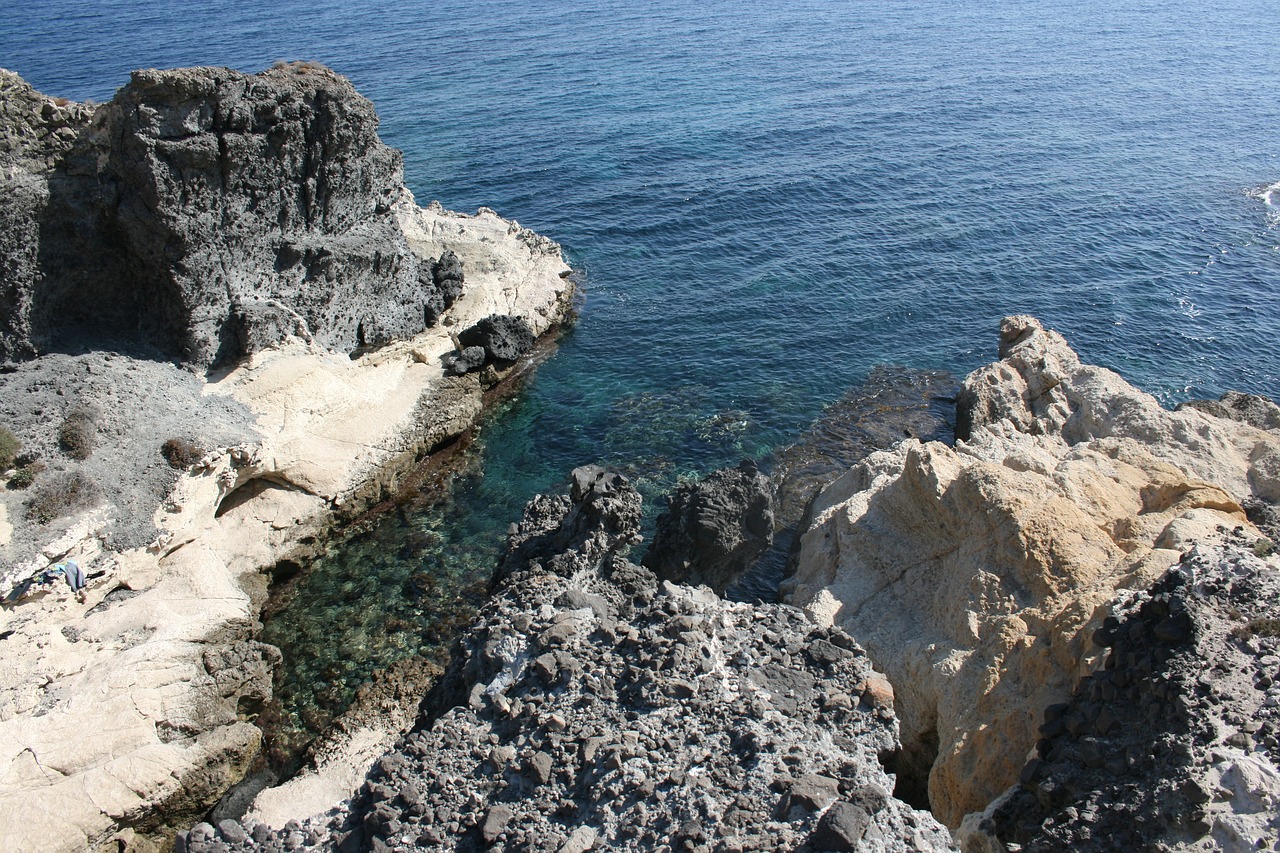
{"left": 1251, "top": 180, "right": 1280, "bottom": 208}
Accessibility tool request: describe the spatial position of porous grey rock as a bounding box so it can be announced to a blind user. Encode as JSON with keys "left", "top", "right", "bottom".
{"left": 423, "top": 250, "right": 465, "bottom": 326}
{"left": 643, "top": 459, "right": 775, "bottom": 594}
{"left": 959, "top": 536, "right": 1280, "bottom": 852}
{"left": 457, "top": 314, "right": 535, "bottom": 363}
{"left": 210, "top": 467, "right": 953, "bottom": 852}
{"left": 0, "top": 64, "right": 464, "bottom": 367}
{"left": 440, "top": 345, "right": 486, "bottom": 377}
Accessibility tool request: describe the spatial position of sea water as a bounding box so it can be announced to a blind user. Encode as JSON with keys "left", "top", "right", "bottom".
{"left": 5, "top": 0, "right": 1279, "bottom": 754}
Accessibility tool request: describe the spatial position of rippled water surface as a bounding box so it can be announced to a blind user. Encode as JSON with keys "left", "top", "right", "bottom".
{"left": 6, "top": 0, "right": 1279, "bottom": 751}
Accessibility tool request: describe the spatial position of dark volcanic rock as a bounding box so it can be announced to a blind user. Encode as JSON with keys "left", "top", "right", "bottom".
{"left": 0, "top": 64, "right": 459, "bottom": 367}
{"left": 1244, "top": 497, "right": 1280, "bottom": 542}
{"left": 1178, "top": 390, "right": 1280, "bottom": 433}
{"left": 200, "top": 467, "right": 953, "bottom": 852}
{"left": 440, "top": 345, "right": 486, "bottom": 377}
{"left": 422, "top": 250, "right": 465, "bottom": 326}
{"left": 962, "top": 535, "right": 1280, "bottom": 852}
{"left": 643, "top": 459, "right": 775, "bottom": 594}
{"left": 457, "top": 314, "right": 536, "bottom": 364}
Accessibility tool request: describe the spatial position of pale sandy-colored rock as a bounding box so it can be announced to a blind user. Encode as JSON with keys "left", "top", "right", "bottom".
{"left": 247, "top": 727, "right": 394, "bottom": 830}
{"left": 0, "top": 204, "right": 572, "bottom": 852}
{"left": 784, "top": 316, "right": 1277, "bottom": 827}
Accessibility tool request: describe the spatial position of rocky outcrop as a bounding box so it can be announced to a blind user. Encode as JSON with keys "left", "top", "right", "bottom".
{"left": 783, "top": 316, "right": 1280, "bottom": 826}
{"left": 643, "top": 459, "right": 775, "bottom": 594}
{"left": 0, "top": 64, "right": 461, "bottom": 367}
{"left": 1179, "top": 391, "right": 1280, "bottom": 433}
{"left": 193, "top": 468, "right": 954, "bottom": 852}
{"left": 0, "top": 65, "right": 576, "bottom": 853}
{"left": 730, "top": 366, "right": 957, "bottom": 602}
{"left": 458, "top": 314, "right": 536, "bottom": 365}
{"left": 960, "top": 537, "right": 1280, "bottom": 851}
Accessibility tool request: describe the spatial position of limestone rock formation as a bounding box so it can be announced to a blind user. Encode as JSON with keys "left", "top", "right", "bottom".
{"left": 783, "top": 316, "right": 1280, "bottom": 826}
{"left": 643, "top": 459, "right": 775, "bottom": 594}
{"left": 0, "top": 64, "right": 455, "bottom": 367}
{"left": 195, "top": 468, "right": 954, "bottom": 852}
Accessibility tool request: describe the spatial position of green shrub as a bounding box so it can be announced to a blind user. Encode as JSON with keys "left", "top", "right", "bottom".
{"left": 58, "top": 409, "right": 96, "bottom": 461}
{"left": 26, "top": 471, "right": 100, "bottom": 523}
{"left": 7, "top": 461, "right": 43, "bottom": 490}
{"left": 161, "top": 438, "right": 205, "bottom": 469}
{"left": 0, "top": 428, "right": 19, "bottom": 470}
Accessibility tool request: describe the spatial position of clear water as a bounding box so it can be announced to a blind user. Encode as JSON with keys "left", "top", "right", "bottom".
{"left": 6, "top": 0, "right": 1280, "bottom": 753}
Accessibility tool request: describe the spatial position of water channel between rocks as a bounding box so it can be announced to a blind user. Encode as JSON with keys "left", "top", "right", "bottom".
{"left": 248, "top": 363, "right": 959, "bottom": 784}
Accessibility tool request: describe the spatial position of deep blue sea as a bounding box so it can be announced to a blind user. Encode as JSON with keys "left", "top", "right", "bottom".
{"left": 5, "top": 0, "right": 1279, "bottom": 754}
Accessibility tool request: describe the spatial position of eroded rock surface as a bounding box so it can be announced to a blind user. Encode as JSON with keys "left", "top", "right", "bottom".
{"left": 644, "top": 459, "right": 775, "bottom": 595}
{"left": 1, "top": 64, "right": 453, "bottom": 367}
{"left": 197, "top": 468, "right": 954, "bottom": 852}
{"left": 960, "top": 537, "right": 1280, "bottom": 852}
{"left": 784, "top": 316, "right": 1280, "bottom": 826}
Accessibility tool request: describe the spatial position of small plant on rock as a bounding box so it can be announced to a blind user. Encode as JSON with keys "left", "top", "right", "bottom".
{"left": 0, "top": 428, "right": 19, "bottom": 470}
{"left": 26, "top": 471, "right": 100, "bottom": 523}
{"left": 161, "top": 438, "right": 205, "bottom": 469}
{"left": 7, "top": 461, "right": 44, "bottom": 490}
{"left": 58, "top": 408, "right": 96, "bottom": 461}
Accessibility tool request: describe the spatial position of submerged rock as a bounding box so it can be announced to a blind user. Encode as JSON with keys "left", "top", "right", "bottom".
{"left": 784, "top": 316, "right": 1280, "bottom": 826}
{"left": 208, "top": 467, "right": 954, "bottom": 851}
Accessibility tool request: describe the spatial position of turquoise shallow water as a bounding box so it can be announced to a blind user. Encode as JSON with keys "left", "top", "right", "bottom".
{"left": 6, "top": 0, "right": 1280, "bottom": 754}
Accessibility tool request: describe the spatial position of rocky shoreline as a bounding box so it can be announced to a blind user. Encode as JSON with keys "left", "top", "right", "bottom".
{"left": 2, "top": 62, "right": 1278, "bottom": 853}
{"left": 0, "top": 65, "right": 575, "bottom": 851}
{"left": 170, "top": 319, "right": 1280, "bottom": 853}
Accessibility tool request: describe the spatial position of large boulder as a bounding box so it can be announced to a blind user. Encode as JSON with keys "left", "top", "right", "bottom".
{"left": 0, "top": 64, "right": 462, "bottom": 367}
{"left": 784, "top": 316, "right": 1280, "bottom": 826}
{"left": 457, "top": 313, "right": 536, "bottom": 364}
{"left": 643, "top": 459, "right": 775, "bottom": 594}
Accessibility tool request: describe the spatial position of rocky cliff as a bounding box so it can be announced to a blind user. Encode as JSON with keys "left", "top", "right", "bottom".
{"left": 185, "top": 467, "right": 955, "bottom": 852}
{"left": 1, "top": 64, "right": 460, "bottom": 367}
{"left": 783, "top": 316, "right": 1280, "bottom": 827}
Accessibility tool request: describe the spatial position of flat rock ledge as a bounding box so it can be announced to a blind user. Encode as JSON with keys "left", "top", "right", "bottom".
{"left": 784, "top": 315, "right": 1280, "bottom": 831}
{"left": 0, "top": 66, "right": 574, "bottom": 853}
{"left": 193, "top": 466, "right": 954, "bottom": 852}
